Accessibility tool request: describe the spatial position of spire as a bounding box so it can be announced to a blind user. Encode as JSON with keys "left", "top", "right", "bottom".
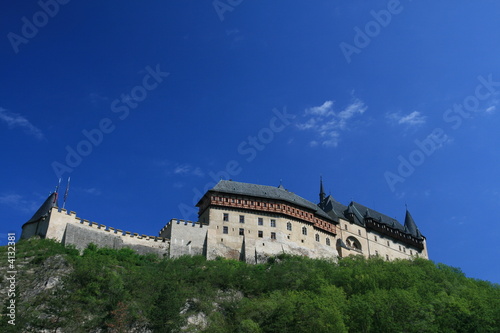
{"left": 25, "top": 192, "right": 58, "bottom": 224}
{"left": 319, "top": 176, "right": 326, "bottom": 203}
{"left": 404, "top": 209, "right": 422, "bottom": 238}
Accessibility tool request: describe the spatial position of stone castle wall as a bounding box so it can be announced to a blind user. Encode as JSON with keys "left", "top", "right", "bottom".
{"left": 21, "top": 207, "right": 427, "bottom": 262}
{"left": 22, "top": 208, "right": 169, "bottom": 257}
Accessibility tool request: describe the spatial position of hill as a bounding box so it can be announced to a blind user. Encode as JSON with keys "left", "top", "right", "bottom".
{"left": 1, "top": 239, "right": 499, "bottom": 332}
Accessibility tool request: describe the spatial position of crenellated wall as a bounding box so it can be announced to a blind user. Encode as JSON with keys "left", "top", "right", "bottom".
{"left": 22, "top": 208, "right": 170, "bottom": 256}
{"left": 159, "top": 219, "right": 208, "bottom": 258}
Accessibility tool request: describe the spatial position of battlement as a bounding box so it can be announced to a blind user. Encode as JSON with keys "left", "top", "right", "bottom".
{"left": 50, "top": 208, "right": 168, "bottom": 243}
{"left": 159, "top": 218, "right": 207, "bottom": 239}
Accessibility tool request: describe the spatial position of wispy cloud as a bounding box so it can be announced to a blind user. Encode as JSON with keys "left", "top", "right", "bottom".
{"left": 89, "top": 93, "right": 109, "bottom": 106}
{"left": 173, "top": 164, "right": 204, "bottom": 177}
{"left": 297, "top": 98, "right": 367, "bottom": 147}
{"left": 82, "top": 187, "right": 101, "bottom": 196}
{"left": 485, "top": 106, "right": 496, "bottom": 113}
{"left": 386, "top": 111, "right": 426, "bottom": 127}
{"left": 0, "top": 107, "right": 44, "bottom": 140}
{"left": 0, "top": 194, "right": 39, "bottom": 214}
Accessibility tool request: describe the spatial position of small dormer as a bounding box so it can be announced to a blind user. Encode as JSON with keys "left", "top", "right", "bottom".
{"left": 364, "top": 209, "right": 372, "bottom": 223}
{"left": 346, "top": 203, "right": 355, "bottom": 222}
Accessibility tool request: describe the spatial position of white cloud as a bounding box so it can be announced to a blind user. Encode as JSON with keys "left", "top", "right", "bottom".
{"left": 387, "top": 111, "right": 426, "bottom": 127}
{"left": 89, "top": 93, "right": 109, "bottom": 106}
{"left": 0, "top": 194, "right": 39, "bottom": 214}
{"left": 0, "top": 107, "right": 44, "bottom": 140}
{"left": 174, "top": 165, "right": 191, "bottom": 174}
{"left": 306, "top": 100, "right": 334, "bottom": 116}
{"left": 485, "top": 106, "right": 496, "bottom": 113}
{"left": 173, "top": 164, "right": 205, "bottom": 177}
{"left": 82, "top": 188, "right": 101, "bottom": 196}
{"left": 298, "top": 98, "right": 367, "bottom": 147}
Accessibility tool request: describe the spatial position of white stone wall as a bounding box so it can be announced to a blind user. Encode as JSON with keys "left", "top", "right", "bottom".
{"left": 337, "top": 219, "right": 428, "bottom": 260}
{"left": 23, "top": 208, "right": 169, "bottom": 256}
{"left": 204, "top": 207, "right": 338, "bottom": 263}
{"left": 160, "top": 219, "right": 207, "bottom": 258}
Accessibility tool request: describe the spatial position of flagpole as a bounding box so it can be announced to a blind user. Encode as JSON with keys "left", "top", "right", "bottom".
{"left": 54, "top": 178, "right": 61, "bottom": 205}
{"left": 63, "top": 177, "right": 70, "bottom": 209}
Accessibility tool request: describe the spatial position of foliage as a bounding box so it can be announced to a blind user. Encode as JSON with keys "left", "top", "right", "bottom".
{"left": 1, "top": 239, "right": 499, "bottom": 332}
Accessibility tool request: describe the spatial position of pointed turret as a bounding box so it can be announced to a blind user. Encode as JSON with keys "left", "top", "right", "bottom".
{"left": 26, "top": 192, "right": 58, "bottom": 224}
{"left": 404, "top": 209, "right": 422, "bottom": 239}
{"left": 319, "top": 176, "right": 326, "bottom": 204}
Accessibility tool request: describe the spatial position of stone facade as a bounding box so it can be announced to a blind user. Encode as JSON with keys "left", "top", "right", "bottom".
{"left": 21, "top": 179, "right": 428, "bottom": 262}
{"left": 21, "top": 208, "right": 169, "bottom": 256}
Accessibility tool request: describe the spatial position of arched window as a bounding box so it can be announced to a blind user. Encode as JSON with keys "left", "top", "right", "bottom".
{"left": 315, "top": 234, "right": 320, "bottom": 242}
{"left": 346, "top": 236, "right": 362, "bottom": 251}
{"left": 302, "top": 226, "right": 307, "bottom": 235}
{"left": 287, "top": 222, "right": 292, "bottom": 231}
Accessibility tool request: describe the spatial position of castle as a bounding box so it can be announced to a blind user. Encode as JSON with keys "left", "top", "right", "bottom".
{"left": 21, "top": 179, "right": 428, "bottom": 262}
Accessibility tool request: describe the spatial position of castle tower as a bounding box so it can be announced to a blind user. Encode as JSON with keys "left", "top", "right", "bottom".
{"left": 404, "top": 209, "right": 422, "bottom": 238}
{"left": 319, "top": 176, "right": 326, "bottom": 204}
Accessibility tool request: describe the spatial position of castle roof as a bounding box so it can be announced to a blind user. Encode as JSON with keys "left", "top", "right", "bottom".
{"left": 347, "top": 201, "right": 405, "bottom": 231}
{"left": 206, "top": 180, "right": 334, "bottom": 221}
{"left": 23, "top": 192, "right": 58, "bottom": 227}
{"left": 319, "top": 195, "right": 348, "bottom": 222}
{"left": 404, "top": 210, "right": 422, "bottom": 238}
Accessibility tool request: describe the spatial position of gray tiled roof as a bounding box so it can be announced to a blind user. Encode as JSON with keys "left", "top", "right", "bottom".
{"left": 23, "top": 192, "right": 57, "bottom": 226}
{"left": 404, "top": 210, "right": 423, "bottom": 238}
{"left": 348, "top": 201, "right": 406, "bottom": 232}
{"left": 319, "top": 195, "right": 348, "bottom": 222}
{"left": 209, "top": 180, "right": 333, "bottom": 221}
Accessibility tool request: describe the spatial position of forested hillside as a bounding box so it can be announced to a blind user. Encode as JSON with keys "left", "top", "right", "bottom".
{"left": 1, "top": 239, "right": 499, "bottom": 332}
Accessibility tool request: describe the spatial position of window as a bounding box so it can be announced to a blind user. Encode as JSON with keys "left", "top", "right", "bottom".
{"left": 344, "top": 224, "right": 348, "bottom": 230}
{"left": 271, "top": 232, "right": 276, "bottom": 240}
{"left": 375, "top": 250, "right": 379, "bottom": 256}
{"left": 387, "top": 241, "right": 390, "bottom": 246}
{"left": 270, "top": 219, "right": 276, "bottom": 227}
{"left": 386, "top": 254, "right": 389, "bottom": 260}
{"left": 258, "top": 230, "right": 263, "bottom": 238}
{"left": 326, "top": 238, "right": 330, "bottom": 246}
{"left": 358, "top": 229, "right": 361, "bottom": 236}
{"left": 302, "top": 227, "right": 307, "bottom": 235}
{"left": 315, "top": 234, "right": 320, "bottom": 242}
{"left": 374, "top": 235, "right": 378, "bottom": 242}
{"left": 239, "top": 215, "right": 245, "bottom": 223}
{"left": 223, "top": 213, "right": 228, "bottom": 222}
{"left": 346, "top": 236, "right": 362, "bottom": 251}
{"left": 223, "top": 226, "right": 228, "bottom": 234}
{"left": 399, "top": 245, "right": 402, "bottom": 251}
{"left": 239, "top": 228, "right": 244, "bottom": 236}
{"left": 410, "top": 250, "right": 413, "bottom": 255}
{"left": 286, "top": 222, "right": 292, "bottom": 231}
{"left": 258, "top": 217, "right": 263, "bottom": 226}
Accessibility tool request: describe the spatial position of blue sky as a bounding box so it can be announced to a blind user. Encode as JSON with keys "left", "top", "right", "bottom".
{"left": 1, "top": 0, "right": 499, "bottom": 284}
